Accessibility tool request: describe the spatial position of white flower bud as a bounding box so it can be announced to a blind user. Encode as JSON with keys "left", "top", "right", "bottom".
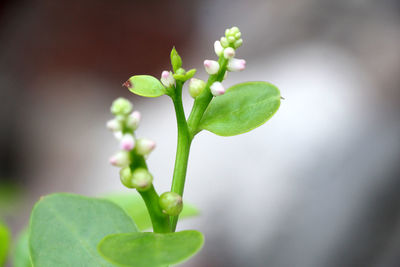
{"left": 210, "top": 81, "right": 225, "bottom": 96}
{"left": 220, "top": 37, "right": 229, "bottom": 47}
{"left": 188, "top": 78, "right": 206, "bottom": 98}
{"left": 126, "top": 111, "right": 141, "bottom": 130}
{"left": 214, "top": 40, "right": 224, "bottom": 57}
{"left": 120, "top": 134, "right": 135, "bottom": 151}
{"left": 106, "top": 119, "right": 122, "bottom": 132}
{"left": 113, "top": 131, "right": 123, "bottom": 141}
{"left": 204, "top": 60, "right": 220, "bottom": 75}
{"left": 111, "top": 98, "right": 133, "bottom": 116}
{"left": 223, "top": 47, "right": 235, "bottom": 59}
{"left": 135, "top": 138, "right": 156, "bottom": 156}
{"left": 109, "top": 151, "right": 130, "bottom": 167}
{"left": 160, "top": 71, "right": 175, "bottom": 87}
{"left": 227, "top": 58, "right": 246, "bottom": 72}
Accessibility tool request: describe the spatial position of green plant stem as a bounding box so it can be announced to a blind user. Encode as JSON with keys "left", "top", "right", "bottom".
{"left": 170, "top": 81, "right": 192, "bottom": 231}
{"left": 131, "top": 152, "right": 170, "bottom": 233}
{"left": 187, "top": 57, "right": 228, "bottom": 137}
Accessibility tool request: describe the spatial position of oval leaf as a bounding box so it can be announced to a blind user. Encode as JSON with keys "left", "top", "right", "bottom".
{"left": 98, "top": 230, "right": 204, "bottom": 267}
{"left": 29, "top": 193, "right": 138, "bottom": 267}
{"left": 13, "top": 229, "right": 32, "bottom": 267}
{"left": 105, "top": 192, "right": 200, "bottom": 231}
{"left": 199, "top": 81, "right": 280, "bottom": 136}
{"left": 0, "top": 221, "right": 10, "bottom": 266}
{"left": 126, "top": 75, "right": 166, "bottom": 97}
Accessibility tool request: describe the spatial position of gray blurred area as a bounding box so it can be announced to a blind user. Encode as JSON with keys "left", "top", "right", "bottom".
{"left": 1, "top": 0, "right": 400, "bottom": 266}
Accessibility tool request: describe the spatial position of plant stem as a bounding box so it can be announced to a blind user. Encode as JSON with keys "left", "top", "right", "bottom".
{"left": 170, "top": 81, "right": 192, "bottom": 231}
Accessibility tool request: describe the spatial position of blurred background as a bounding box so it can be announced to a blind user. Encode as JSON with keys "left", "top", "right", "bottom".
{"left": 1, "top": 0, "right": 400, "bottom": 266}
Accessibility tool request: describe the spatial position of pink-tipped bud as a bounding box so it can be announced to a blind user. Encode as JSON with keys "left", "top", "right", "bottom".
{"left": 120, "top": 134, "right": 135, "bottom": 151}
{"left": 214, "top": 40, "right": 224, "bottom": 57}
{"left": 126, "top": 111, "right": 141, "bottom": 130}
{"left": 227, "top": 58, "right": 246, "bottom": 72}
{"left": 204, "top": 60, "right": 220, "bottom": 75}
{"left": 210, "top": 82, "right": 225, "bottom": 96}
{"left": 160, "top": 71, "right": 175, "bottom": 87}
{"left": 223, "top": 47, "right": 235, "bottom": 59}
{"left": 135, "top": 138, "right": 156, "bottom": 156}
{"left": 109, "top": 151, "right": 130, "bottom": 167}
{"left": 106, "top": 119, "right": 121, "bottom": 132}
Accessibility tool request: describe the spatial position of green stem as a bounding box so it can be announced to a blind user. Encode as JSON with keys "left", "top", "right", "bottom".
{"left": 170, "top": 81, "right": 192, "bottom": 231}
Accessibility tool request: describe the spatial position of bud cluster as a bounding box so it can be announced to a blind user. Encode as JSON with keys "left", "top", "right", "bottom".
{"left": 107, "top": 97, "right": 155, "bottom": 191}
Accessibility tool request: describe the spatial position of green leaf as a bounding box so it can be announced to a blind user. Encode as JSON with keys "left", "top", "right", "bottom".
{"left": 13, "top": 229, "right": 32, "bottom": 267}
{"left": 199, "top": 81, "right": 280, "bottom": 136}
{"left": 0, "top": 221, "right": 10, "bottom": 266}
{"left": 98, "top": 230, "right": 204, "bottom": 267}
{"left": 29, "top": 193, "right": 138, "bottom": 267}
{"left": 126, "top": 75, "right": 166, "bottom": 97}
{"left": 104, "top": 192, "right": 199, "bottom": 231}
{"left": 170, "top": 47, "right": 182, "bottom": 73}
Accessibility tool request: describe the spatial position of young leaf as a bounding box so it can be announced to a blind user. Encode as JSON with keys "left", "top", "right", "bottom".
{"left": 105, "top": 192, "right": 199, "bottom": 231}
{"left": 98, "top": 230, "right": 204, "bottom": 267}
{"left": 0, "top": 221, "right": 10, "bottom": 267}
{"left": 170, "top": 47, "right": 182, "bottom": 73}
{"left": 13, "top": 229, "right": 32, "bottom": 267}
{"left": 125, "top": 75, "right": 166, "bottom": 97}
{"left": 199, "top": 81, "right": 280, "bottom": 136}
{"left": 29, "top": 193, "right": 138, "bottom": 267}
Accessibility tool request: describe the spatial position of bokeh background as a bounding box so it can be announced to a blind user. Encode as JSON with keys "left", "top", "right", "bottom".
{"left": 1, "top": 0, "right": 400, "bottom": 266}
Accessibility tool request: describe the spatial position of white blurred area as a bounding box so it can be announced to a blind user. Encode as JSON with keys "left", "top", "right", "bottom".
{"left": 2, "top": 0, "right": 400, "bottom": 266}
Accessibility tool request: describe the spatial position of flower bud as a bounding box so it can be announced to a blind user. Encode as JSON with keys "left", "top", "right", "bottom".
{"left": 223, "top": 47, "right": 235, "bottom": 59}
{"left": 113, "top": 131, "right": 123, "bottom": 141}
{"left": 234, "top": 38, "right": 243, "bottom": 48}
{"left": 188, "top": 78, "right": 206, "bottom": 98}
{"left": 175, "top": 68, "right": 186, "bottom": 75}
{"left": 126, "top": 111, "right": 141, "bottom": 130}
{"left": 214, "top": 40, "right": 224, "bottom": 56}
{"left": 227, "top": 58, "right": 246, "bottom": 72}
{"left": 204, "top": 60, "right": 220, "bottom": 75}
{"left": 135, "top": 138, "right": 156, "bottom": 156}
{"left": 119, "top": 167, "right": 134, "bottom": 188}
{"left": 106, "top": 119, "right": 122, "bottom": 132}
{"left": 210, "top": 81, "right": 225, "bottom": 96}
{"left": 109, "top": 151, "right": 130, "bottom": 167}
{"left": 120, "top": 134, "right": 135, "bottom": 151}
{"left": 131, "top": 168, "right": 153, "bottom": 191}
{"left": 111, "top": 98, "right": 133, "bottom": 116}
{"left": 220, "top": 37, "right": 229, "bottom": 47}
{"left": 159, "top": 192, "right": 183, "bottom": 216}
{"left": 160, "top": 71, "right": 175, "bottom": 88}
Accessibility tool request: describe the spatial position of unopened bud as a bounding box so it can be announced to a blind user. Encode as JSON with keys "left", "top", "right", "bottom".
{"left": 113, "top": 131, "right": 123, "bottom": 141}
{"left": 214, "top": 40, "right": 224, "bottom": 57}
{"left": 204, "top": 60, "right": 220, "bottom": 75}
{"left": 120, "top": 134, "right": 135, "bottom": 151}
{"left": 160, "top": 71, "right": 175, "bottom": 88}
{"left": 135, "top": 138, "right": 156, "bottom": 156}
{"left": 210, "top": 81, "right": 225, "bottom": 96}
{"left": 188, "top": 78, "right": 206, "bottom": 98}
{"left": 220, "top": 37, "right": 229, "bottom": 48}
{"left": 126, "top": 111, "right": 141, "bottom": 130}
{"left": 159, "top": 192, "right": 183, "bottom": 216}
{"left": 109, "top": 151, "right": 130, "bottom": 167}
{"left": 111, "top": 98, "right": 133, "bottom": 116}
{"left": 120, "top": 167, "right": 134, "bottom": 188}
{"left": 227, "top": 58, "right": 246, "bottom": 72}
{"left": 223, "top": 47, "right": 235, "bottom": 59}
{"left": 106, "top": 119, "right": 122, "bottom": 132}
{"left": 131, "top": 168, "right": 153, "bottom": 191}
{"left": 234, "top": 38, "right": 243, "bottom": 48}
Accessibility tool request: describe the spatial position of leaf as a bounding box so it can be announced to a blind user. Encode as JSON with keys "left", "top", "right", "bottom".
{"left": 0, "top": 221, "right": 10, "bottom": 267}
{"left": 126, "top": 75, "right": 166, "bottom": 97}
{"left": 104, "top": 192, "right": 199, "bottom": 231}
{"left": 170, "top": 47, "right": 182, "bottom": 73}
{"left": 199, "top": 81, "right": 280, "bottom": 136}
{"left": 29, "top": 193, "right": 138, "bottom": 267}
{"left": 98, "top": 230, "right": 204, "bottom": 267}
{"left": 13, "top": 228, "right": 32, "bottom": 267}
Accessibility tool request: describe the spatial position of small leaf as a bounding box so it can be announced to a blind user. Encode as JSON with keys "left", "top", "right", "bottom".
{"left": 13, "top": 228, "right": 32, "bottom": 267}
{"left": 125, "top": 75, "right": 166, "bottom": 97}
{"left": 29, "top": 193, "right": 138, "bottom": 267}
{"left": 199, "top": 81, "right": 280, "bottom": 136}
{"left": 98, "top": 230, "right": 204, "bottom": 267}
{"left": 170, "top": 47, "right": 182, "bottom": 73}
{"left": 184, "top": 68, "right": 197, "bottom": 80}
{"left": 0, "top": 221, "right": 10, "bottom": 266}
{"left": 105, "top": 192, "right": 199, "bottom": 231}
